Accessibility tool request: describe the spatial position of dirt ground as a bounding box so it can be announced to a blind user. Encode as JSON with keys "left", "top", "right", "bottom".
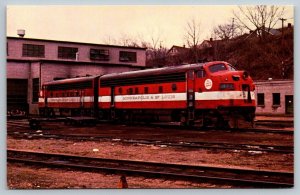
{"left": 7, "top": 163, "right": 232, "bottom": 189}
{"left": 7, "top": 136, "right": 294, "bottom": 189}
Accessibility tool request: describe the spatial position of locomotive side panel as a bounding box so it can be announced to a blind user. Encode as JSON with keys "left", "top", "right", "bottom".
{"left": 112, "top": 82, "right": 187, "bottom": 109}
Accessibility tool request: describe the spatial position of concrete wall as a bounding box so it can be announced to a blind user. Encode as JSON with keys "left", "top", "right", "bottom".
{"left": 254, "top": 80, "right": 294, "bottom": 115}
{"left": 7, "top": 37, "right": 146, "bottom": 115}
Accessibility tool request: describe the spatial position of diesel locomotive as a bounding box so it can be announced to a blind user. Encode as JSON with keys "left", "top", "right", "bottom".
{"left": 38, "top": 61, "right": 256, "bottom": 127}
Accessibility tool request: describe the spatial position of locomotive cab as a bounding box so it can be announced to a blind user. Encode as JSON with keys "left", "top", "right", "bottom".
{"left": 195, "top": 62, "right": 256, "bottom": 128}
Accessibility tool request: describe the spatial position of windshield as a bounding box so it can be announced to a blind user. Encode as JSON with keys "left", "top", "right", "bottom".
{"left": 208, "top": 63, "right": 227, "bottom": 73}
{"left": 228, "top": 64, "right": 237, "bottom": 71}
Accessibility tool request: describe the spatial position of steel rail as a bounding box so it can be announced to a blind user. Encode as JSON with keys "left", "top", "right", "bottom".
{"left": 7, "top": 130, "right": 293, "bottom": 154}
{"left": 7, "top": 118, "right": 293, "bottom": 135}
{"left": 7, "top": 149, "right": 293, "bottom": 188}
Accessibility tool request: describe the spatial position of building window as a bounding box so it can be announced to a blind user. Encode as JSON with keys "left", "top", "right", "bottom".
{"left": 90, "top": 49, "right": 109, "bottom": 61}
{"left": 22, "top": 44, "right": 45, "bottom": 57}
{"left": 58, "top": 46, "right": 78, "bottom": 59}
{"left": 32, "top": 78, "right": 39, "bottom": 103}
{"left": 257, "top": 93, "right": 265, "bottom": 106}
{"left": 119, "top": 51, "right": 137, "bottom": 62}
{"left": 273, "top": 93, "right": 280, "bottom": 106}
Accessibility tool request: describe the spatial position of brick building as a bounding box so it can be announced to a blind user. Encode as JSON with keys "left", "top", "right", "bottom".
{"left": 7, "top": 36, "right": 147, "bottom": 115}
{"left": 254, "top": 80, "right": 294, "bottom": 115}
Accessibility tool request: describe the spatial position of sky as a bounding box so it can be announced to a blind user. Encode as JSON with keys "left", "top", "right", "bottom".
{"left": 6, "top": 5, "right": 294, "bottom": 48}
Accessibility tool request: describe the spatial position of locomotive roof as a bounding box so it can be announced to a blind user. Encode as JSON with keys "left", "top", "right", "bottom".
{"left": 100, "top": 63, "right": 206, "bottom": 80}
{"left": 43, "top": 76, "right": 99, "bottom": 86}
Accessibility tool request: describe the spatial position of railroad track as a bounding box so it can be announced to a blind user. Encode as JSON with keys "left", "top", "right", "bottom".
{"left": 7, "top": 122, "right": 29, "bottom": 129}
{"left": 7, "top": 120, "right": 293, "bottom": 153}
{"left": 7, "top": 119, "right": 293, "bottom": 135}
{"left": 7, "top": 149, "right": 293, "bottom": 188}
{"left": 7, "top": 129, "right": 293, "bottom": 154}
{"left": 7, "top": 130, "right": 293, "bottom": 153}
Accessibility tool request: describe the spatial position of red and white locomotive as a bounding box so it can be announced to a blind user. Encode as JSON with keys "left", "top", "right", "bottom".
{"left": 38, "top": 61, "right": 256, "bottom": 127}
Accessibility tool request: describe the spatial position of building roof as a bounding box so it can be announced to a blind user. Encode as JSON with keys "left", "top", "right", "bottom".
{"left": 7, "top": 58, "right": 145, "bottom": 68}
{"left": 254, "top": 79, "right": 294, "bottom": 85}
{"left": 167, "top": 45, "right": 189, "bottom": 54}
{"left": 7, "top": 36, "right": 147, "bottom": 50}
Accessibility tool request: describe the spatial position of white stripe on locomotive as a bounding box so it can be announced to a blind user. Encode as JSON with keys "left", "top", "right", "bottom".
{"left": 46, "top": 96, "right": 94, "bottom": 103}
{"left": 41, "top": 91, "right": 255, "bottom": 104}
{"left": 38, "top": 98, "right": 45, "bottom": 103}
{"left": 195, "top": 91, "right": 255, "bottom": 100}
{"left": 99, "top": 93, "right": 187, "bottom": 103}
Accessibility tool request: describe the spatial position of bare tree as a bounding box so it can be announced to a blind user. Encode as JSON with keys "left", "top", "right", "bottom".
{"left": 213, "top": 20, "right": 244, "bottom": 40}
{"left": 214, "top": 24, "right": 233, "bottom": 40}
{"left": 184, "top": 18, "right": 202, "bottom": 62}
{"left": 102, "top": 35, "right": 118, "bottom": 45}
{"left": 117, "top": 33, "right": 141, "bottom": 47}
{"left": 233, "top": 5, "right": 285, "bottom": 40}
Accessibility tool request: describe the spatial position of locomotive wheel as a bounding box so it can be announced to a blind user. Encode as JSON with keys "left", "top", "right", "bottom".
{"left": 216, "top": 117, "right": 229, "bottom": 129}
{"left": 49, "top": 110, "right": 55, "bottom": 118}
{"left": 39, "top": 109, "right": 45, "bottom": 117}
{"left": 187, "top": 120, "right": 194, "bottom": 127}
{"left": 98, "top": 110, "right": 105, "bottom": 120}
{"left": 180, "top": 115, "right": 187, "bottom": 126}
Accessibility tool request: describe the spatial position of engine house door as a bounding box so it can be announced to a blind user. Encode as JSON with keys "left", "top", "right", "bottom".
{"left": 186, "top": 70, "right": 195, "bottom": 123}
{"left": 285, "top": 95, "right": 293, "bottom": 115}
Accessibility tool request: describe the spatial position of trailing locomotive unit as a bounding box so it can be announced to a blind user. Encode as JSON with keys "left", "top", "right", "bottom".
{"left": 98, "top": 61, "right": 256, "bottom": 127}
{"left": 38, "top": 76, "right": 99, "bottom": 117}
{"left": 38, "top": 61, "right": 256, "bottom": 127}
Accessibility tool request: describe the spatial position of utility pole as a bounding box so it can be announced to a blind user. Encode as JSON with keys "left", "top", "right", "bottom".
{"left": 231, "top": 18, "right": 235, "bottom": 38}
{"left": 279, "top": 17, "right": 287, "bottom": 29}
{"left": 279, "top": 18, "right": 287, "bottom": 78}
{"left": 279, "top": 17, "right": 287, "bottom": 40}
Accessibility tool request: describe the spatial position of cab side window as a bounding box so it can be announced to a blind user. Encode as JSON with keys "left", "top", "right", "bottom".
{"left": 196, "top": 70, "right": 206, "bottom": 78}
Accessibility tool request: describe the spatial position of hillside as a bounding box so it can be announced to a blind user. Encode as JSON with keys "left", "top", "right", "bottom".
{"left": 147, "top": 27, "right": 293, "bottom": 80}
{"left": 213, "top": 27, "right": 293, "bottom": 80}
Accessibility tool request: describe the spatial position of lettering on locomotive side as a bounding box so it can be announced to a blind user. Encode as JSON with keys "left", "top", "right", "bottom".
{"left": 122, "top": 95, "right": 150, "bottom": 101}
{"left": 116, "top": 93, "right": 186, "bottom": 102}
{"left": 162, "top": 94, "right": 176, "bottom": 100}
{"left": 122, "top": 94, "right": 176, "bottom": 101}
